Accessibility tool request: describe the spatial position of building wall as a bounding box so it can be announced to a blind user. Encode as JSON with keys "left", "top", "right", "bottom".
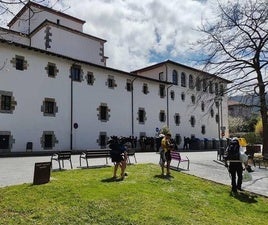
{"left": 30, "top": 24, "right": 105, "bottom": 66}
{"left": 9, "top": 5, "right": 83, "bottom": 34}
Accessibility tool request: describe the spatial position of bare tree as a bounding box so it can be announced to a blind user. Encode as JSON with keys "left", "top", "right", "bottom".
{"left": 196, "top": 0, "right": 268, "bottom": 156}
{"left": 0, "top": 1, "right": 65, "bottom": 25}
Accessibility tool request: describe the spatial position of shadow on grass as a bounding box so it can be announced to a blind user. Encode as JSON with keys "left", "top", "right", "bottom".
{"left": 154, "top": 174, "right": 174, "bottom": 180}
{"left": 101, "top": 177, "right": 124, "bottom": 183}
{"left": 230, "top": 191, "right": 258, "bottom": 203}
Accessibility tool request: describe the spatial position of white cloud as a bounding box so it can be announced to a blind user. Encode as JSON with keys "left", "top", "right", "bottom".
{"left": 63, "top": 0, "right": 214, "bottom": 71}
{"left": 0, "top": 0, "right": 216, "bottom": 71}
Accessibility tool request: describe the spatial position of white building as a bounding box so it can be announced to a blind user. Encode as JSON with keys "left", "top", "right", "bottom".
{"left": 0, "top": 1, "right": 230, "bottom": 153}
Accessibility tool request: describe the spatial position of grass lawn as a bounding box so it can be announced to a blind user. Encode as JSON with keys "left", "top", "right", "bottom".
{"left": 0, "top": 163, "right": 267, "bottom": 225}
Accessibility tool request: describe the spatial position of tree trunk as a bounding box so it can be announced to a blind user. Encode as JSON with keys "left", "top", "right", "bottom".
{"left": 257, "top": 71, "right": 268, "bottom": 157}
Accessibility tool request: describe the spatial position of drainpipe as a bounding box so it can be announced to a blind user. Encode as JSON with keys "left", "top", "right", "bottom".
{"left": 131, "top": 77, "right": 138, "bottom": 136}
{"left": 28, "top": 5, "right": 31, "bottom": 46}
{"left": 166, "top": 84, "right": 173, "bottom": 127}
{"left": 70, "top": 71, "right": 73, "bottom": 150}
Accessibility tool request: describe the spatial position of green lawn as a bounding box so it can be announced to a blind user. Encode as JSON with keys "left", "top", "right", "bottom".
{"left": 0, "top": 164, "right": 267, "bottom": 225}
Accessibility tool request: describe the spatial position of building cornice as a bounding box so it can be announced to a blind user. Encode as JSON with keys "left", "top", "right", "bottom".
{"left": 7, "top": 1, "right": 85, "bottom": 28}
{"left": 0, "top": 39, "right": 172, "bottom": 85}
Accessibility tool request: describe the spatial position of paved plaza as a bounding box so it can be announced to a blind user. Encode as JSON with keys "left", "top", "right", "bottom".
{"left": 0, "top": 151, "right": 267, "bottom": 197}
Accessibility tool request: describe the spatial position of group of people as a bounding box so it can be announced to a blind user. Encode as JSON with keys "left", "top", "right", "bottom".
{"left": 108, "top": 133, "right": 253, "bottom": 195}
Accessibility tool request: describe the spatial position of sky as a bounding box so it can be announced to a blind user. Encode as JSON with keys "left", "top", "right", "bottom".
{"left": 0, "top": 0, "right": 220, "bottom": 72}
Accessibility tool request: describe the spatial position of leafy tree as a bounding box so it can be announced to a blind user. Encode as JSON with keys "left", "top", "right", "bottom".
{"left": 197, "top": 0, "right": 268, "bottom": 156}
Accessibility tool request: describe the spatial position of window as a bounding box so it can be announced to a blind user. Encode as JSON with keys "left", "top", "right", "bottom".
{"left": 11, "top": 55, "right": 27, "bottom": 71}
{"left": 209, "top": 81, "right": 214, "bottom": 94}
{"left": 216, "top": 114, "right": 219, "bottom": 123}
{"left": 215, "top": 83, "right": 219, "bottom": 95}
{"left": 0, "top": 91, "right": 16, "bottom": 114}
{"left": 107, "top": 75, "right": 116, "bottom": 88}
{"left": 201, "top": 102, "right": 205, "bottom": 112}
{"left": 159, "top": 110, "right": 166, "bottom": 122}
{"left": 201, "top": 125, "right": 206, "bottom": 135}
{"left": 87, "top": 72, "right": 94, "bottom": 85}
{"left": 99, "top": 132, "right": 107, "bottom": 148}
{"left": 0, "top": 134, "right": 10, "bottom": 150}
{"left": 1, "top": 95, "right": 11, "bottom": 111}
{"left": 189, "top": 74, "right": 194, "bottom": 89}
{"left": 170, "top": 91, "right": 175, "bottom": 100}
{"left": 190, "top": 116, "right": 196, "bottom": 127}
{"left": 100, "top": 105, "right": 108, "bottom": 121}
{"left": 126, "top": 79, "right": 132, "bottom": 91}
{"left": 191, "top": 95, "right": 196, "bottom": 104}
{"left": 138, "top": 108, "right": 146, "bottom": 124}
{"left": 172, "top": 70, "right": 178, "bottom": 85}
{"left": 175, "top": 134, "right": 182, "bottom": 146}
{"left": 174, "top": 113, "right": 180, "bottom": 126}
{"left": 210, "top": 108, "right": 214, "bottom": 117}
{"left": 46, "top": 63, "right": 58, "bottom": 78}
{"left": 97, "top": 103, "right": 110, "bottom": 122}
{"left": 181, "top": 92, "right": 185, "bottom": 101}
{"left": 42, "top": 98, "right": 57, "bottom": 116}
{"left": 181, "top": 72, "right": 186, "bottom": 87}
{"left": 203, "top": 79, "right": 207, "bottom": 92}
{"left": 71, "top": 65, "right": 81, "bottom": 81}
{"left": 44, "top": 134, "right": 53, "bottom": 149}
{"left": 16, "top": 57, "right": 24, "bottom": 70}
{"left": 45, "top": 101, "right": 54, "bottom": 114}
{"left": 159, "top": 72, "right": 164, "bottom": 81}
{"left": 196, "top": 77, "right": 201, "bottom": 91}
{"left": 143, "top": 83, "right": 149, "bottom": 94}
{"left": 41, "top": 131, "right": 58, "bottom": 150}
{"left": 220, "top": 84, "right": 224, "bottom": 96}
{"left": 159, "top": 84, "right": 165, "bottom": 98}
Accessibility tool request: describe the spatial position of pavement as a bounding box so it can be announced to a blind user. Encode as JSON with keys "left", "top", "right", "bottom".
{"left": 0, "top": 151, "right": 267, "bottom": 197}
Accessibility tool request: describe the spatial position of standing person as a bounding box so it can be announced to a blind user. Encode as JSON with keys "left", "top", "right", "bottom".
{"left": 109, "top": 137, "right": 128, "bottom": 180}
{"left": 225, "top": 138, "right": 243, "bottom": 193}
{"left": 159, "top": 133, "right": 173, "bottom": 176}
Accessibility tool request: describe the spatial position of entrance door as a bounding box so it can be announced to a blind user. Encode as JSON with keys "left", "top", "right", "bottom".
{"left": 0, "top": 135, "right": 10, "bottom": 150}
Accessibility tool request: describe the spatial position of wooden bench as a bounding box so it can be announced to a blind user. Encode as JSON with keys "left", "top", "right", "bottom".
{"left": 79, "top": 149, "right": 111, "bottom": 168}
{"left": 51, "top": 151, "right": 73, "bottom": 170}
{"left": 170, "top": 151, "right": 190, "bottom": 170}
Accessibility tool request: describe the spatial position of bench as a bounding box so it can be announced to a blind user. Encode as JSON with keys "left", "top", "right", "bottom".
{"left": 51, "top": 151, "right": 73, "bottom": 170}
{"left": 253, "top": 153, "right": 268, "bottom": 169}
{"left": 79, "top": 149, "right": 111, "bottom": 168}
{"left": 126, "top": 148, "right": 137, "bottom": 164}
{"left": 170, "top": 151, "right": 190, "bottom": 170}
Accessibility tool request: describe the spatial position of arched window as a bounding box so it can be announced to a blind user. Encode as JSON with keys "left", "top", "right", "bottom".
{"left": 196, "top": 77, "right": 201, "bottom": 91}
{"left": 201, "top": 102, "right": 205, "bottom": 112}
{"left": 181, "top": 72, "right": 186, "bottom": 87}
{"left": 190, "top": 116, "right": 196, "bottom": 127}
{"left": 189, "top": 74, "right": 194, "bottom": 89}
{"left": 172, "top": 70, "right": 178, "bottom": 85}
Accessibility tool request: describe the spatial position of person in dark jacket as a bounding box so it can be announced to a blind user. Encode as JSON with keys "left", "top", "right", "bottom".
{"left": 225, "top": 138, "right": 243, "bottom": 193}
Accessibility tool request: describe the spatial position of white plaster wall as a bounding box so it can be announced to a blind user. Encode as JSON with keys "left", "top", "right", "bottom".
{"left": 31, "top": 25, "right": 104, "bottom": 66}
{"left": 71, "top": 68, "right": 132, "bottom": 149}
{"left": 132, "top": 79, "right": 167, "bottom": 138}
{"left": 0, "top": 29, "right": 29, "bottom": 45}
{"left": 0, "top": 45, "right": 71, "bottom": 152}
{"left": 10, "top": 6, "right": 83, "bottom": 34}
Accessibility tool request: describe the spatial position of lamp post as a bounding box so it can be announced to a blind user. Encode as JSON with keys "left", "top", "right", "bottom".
{"left": 214, "top": 96, "right": 223, "bottom": 160}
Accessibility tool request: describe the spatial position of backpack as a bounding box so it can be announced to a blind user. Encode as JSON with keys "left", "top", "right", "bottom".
{"left": 225, "top": 141, "right": 240, "bottom": 160}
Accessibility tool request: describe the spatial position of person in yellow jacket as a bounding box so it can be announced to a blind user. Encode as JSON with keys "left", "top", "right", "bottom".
{"left": 159, "top": 133, "right": 174, "bottom": 176}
